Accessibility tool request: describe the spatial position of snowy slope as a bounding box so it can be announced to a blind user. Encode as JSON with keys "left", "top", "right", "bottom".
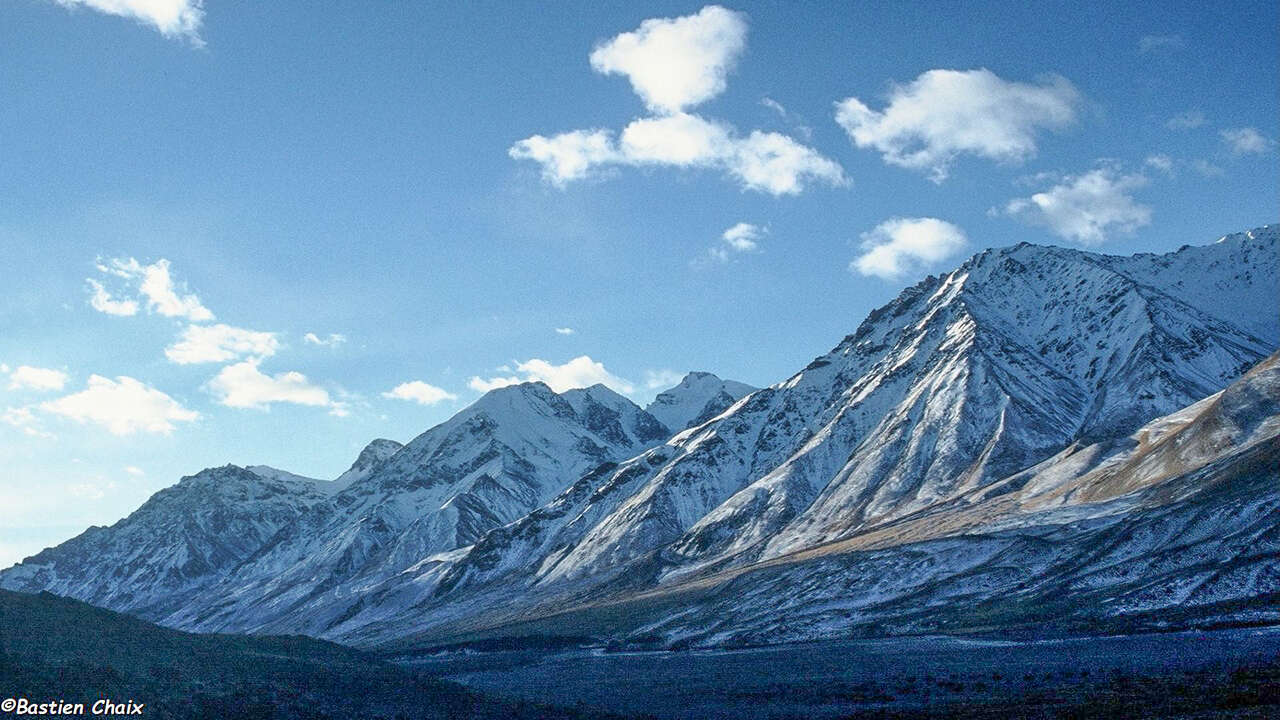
{"left": 139, "top": 382, "right": 676, "bottom": 636}
{"left": 0, "top": 466, "right": 331, "bottom": 617}
{"left": 645, "top": 372, "right": 756, "bottom": 431}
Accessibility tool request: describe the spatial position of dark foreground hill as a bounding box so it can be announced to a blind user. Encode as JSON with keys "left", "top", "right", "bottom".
{"left": 0, "top": 589, "right": 619, "bottom": 720}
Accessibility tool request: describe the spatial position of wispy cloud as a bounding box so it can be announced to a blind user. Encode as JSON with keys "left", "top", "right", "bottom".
{"left": 469, "top": 356, "right": 633, "bottom": 394}
{"left": 303, "top": 332, "right": 347, "bottom": 348}
{"left": 835, "top": 69, "right": 1080, "bottom": 183}
{"left": 851, "top": 217, "right": 968, "bottom": 280}
{"left": 643, "top": 369, "right": 685, "bottom": 390}
{"left": 1138, "top": 34, "right": 1184, "bottom": 53}
{"left": 1166, "top": 110, "right": 1206, "bottom": 130}
{"left": 1000, "top": 166, "right": 1151, "bottom": 245}
{"left": 382, "top": 381, "right": 457, "bottom": 406}
{"left": 709, "top": 222, "right": 765, "bottom": 262}
{"left": 41, "top": 375, "right": 198, "bottom": 435}
{"left": 1221, "top": 127, "right": 1273, "bottom": 155}
{"left": 1144, "top": 154, "right": 1175, "bottom": 176}
{"left": 555, "top": 327, "right": 575, "bottom": 335}
{"left": 91, "top": 257, "right": 214, "bottom": 322}
{"left": 51, "top": 0, "right": 204, "bottom": 45}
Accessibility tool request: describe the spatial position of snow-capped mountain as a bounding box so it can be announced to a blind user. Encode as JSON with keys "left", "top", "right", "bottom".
{"left": 0, "top": 377, "right": 746, "bottom": 636}
{"left": 645, "top": 372, "right": 756, "bottom": 431}
{"left": 0, "top": 465, "right": 332, "bottom": 618}
{"left": 347, "top": 227, "right": 1278, "bottom": 647}
{"left": 2, "top": 227, "right": 1276, "bottom": 650}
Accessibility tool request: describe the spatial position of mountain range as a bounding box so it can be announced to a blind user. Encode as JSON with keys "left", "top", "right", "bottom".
{"left": 3, "top": 225, "right": 1277, "bottom": 652}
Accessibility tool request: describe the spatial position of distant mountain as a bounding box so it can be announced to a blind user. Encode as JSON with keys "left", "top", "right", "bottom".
{"left": 645, "top": 372, "right": 756, "bottom": 431}
{"left": 4, "top": 379, "right": 755, "bottom": 638}
{"left": 0, "top": 590, "right": 614, "bottom": 720}
{"left": 2, "top": 226, "right": 1276, "bottom": 652}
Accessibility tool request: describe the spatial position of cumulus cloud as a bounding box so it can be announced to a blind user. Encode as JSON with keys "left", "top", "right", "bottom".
{"left": 469, "top": 356, "right": 634, "bottom": 395}
{"left": 86, "top": 279, "right": 139, "bottom": 316}
{"left": 835, "top": 69, "right": 1080, "bottom": 182}
{"left": 303, "top": 332, "right": 347, "bottom": 347}
{"left": 1166, "top": 110, "right": 1206, "bottom": 130}
{"left": 207, "top": 359, "right": 335, "bottom": 412}
{"left": 510, "top": 7, "right": 844, "bottom": 195}
{"left": 51, "top": 0, "right": 204, "bottom": 44}
{"left": 1221, "top": 127, "right": 1272, "bottom": 155}
{"left": 1138, "top": 34, "right": 1184, "bottom": 53}
{"left": 93, "top": 257, "right": 214, "bottom": 322}
{"left": 851, "top": 217, "right": 968, "bottom": 280}
{"left": 165, "top": 324, "right": 279, "bottom": 365}
{"left": 588, "top": 5, "right": 747, "bottom": 114}
{"left": 555, "top": 327, "right": 575, "bottom": 335}
{"left": 509, "top": 129, "right": 619, "bottom": 186}
{"left": 7, "top": 366, "right": 69, "bottom": 391}
{"left": 41, "top": 375, "right": 198, "bottom": 435}
{"left": 514, "top": 115, "right": 845, "bottom": 195}
{"left": 1001, "top": 167, "right": 1151, "bottom": 245}
{"left": 382, "top": 381, "right": 457, "bottom": 406}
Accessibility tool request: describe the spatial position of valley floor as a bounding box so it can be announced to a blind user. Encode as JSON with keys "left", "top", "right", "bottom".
{"left": 406, "top": 627, "right": 1280, "bottom": 719}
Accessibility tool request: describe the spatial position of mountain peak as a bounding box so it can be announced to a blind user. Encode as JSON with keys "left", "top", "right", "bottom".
{"left": 646, "top": 371, "right": 756, "bottom": 432}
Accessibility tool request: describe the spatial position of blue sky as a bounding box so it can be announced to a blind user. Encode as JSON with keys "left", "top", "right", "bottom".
{"left": 1, "top": 0, "right": 1277, "bottom": 567}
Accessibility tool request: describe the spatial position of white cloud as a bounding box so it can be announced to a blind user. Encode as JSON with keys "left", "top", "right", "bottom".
{"left": 710, "top": 221, "right": 765, "bottom": 261}
{"left": 555, "top": 327, "right": 575, "bottom": 335}
{"left": 619, "top": 113, "right": 731, "bottom": 166}
{"left": 52, "top": 0, "right": 203, "bottom": 44}
{"left": 469, "top": 355, "right": 634, "bottom": 395}
{"left": 1166, "top": 110, "right": 1206, "bottom": 130}
{"left": 303, "top": 332, "right": 347, "bottom": 347}
{"left": 509, "top": 129, "right": 619, "bottom": 186}
{"left": 382, "top": 381, "right": 457, "bottom": 406}
{"left": 94, "top": 258, "right": 214, "bottom": 322}
{"left": 514, "top": 115, "right": 845, "bottom": 195}
{"left": 124, "top": 465, "right": 145, "bottom": 476}
{"left": 722, "top": 222, "right": 764, "bottom": 251}
{"left": 1221, "top": 127, "right": 1272, "bottom": 155}
{"left": 1144, "top": 154, "right": 1175, "bottom": 175}
{"left": 1001, "top": 167, "right": 1151, "bottom": 245}
{"left": 643, "top": 369, "right": 685, "bottom": 390}
{"left": 1138, "top": 34, "right": 1184, "bottom": 53}
{"left": 207, "top": 359, "right": 334, "bottom": 411}
{"left": 510, "top": 7, "right": 843, "bottom": 196}
{"left": 468, "top": 375, "right": 523, "bottom": 393}
{"left": 86, "top": 279, "right": 139, "bottom": 316}
{"left": 165, "top": 323, "right": 279, "bottom": 365}
{"left": 835, "top": 69, "right": 1080, "bottom": 182}
{"left": 7, "top": 366, "right": 69, "bottom": 391}
{"left": 729, "top": 130, "right": 847, "bottom": 194}
{"left": 588, "top": 5, "right": 747, "bottom": 114}
{"left": 851, "top": 217, "right": 968, "bottom": 280}
{"left": 41, "top": 375, "right": 198, "bottom": 436}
